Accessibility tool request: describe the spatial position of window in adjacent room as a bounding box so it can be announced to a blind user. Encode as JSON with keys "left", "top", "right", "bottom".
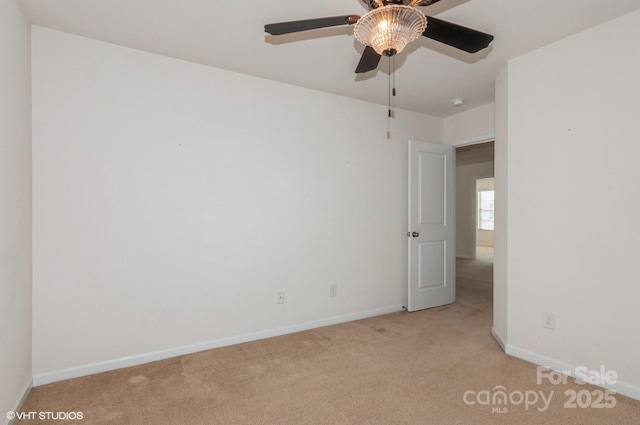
{"left": 477, "top": 187, "right": 494, "bottom": 231}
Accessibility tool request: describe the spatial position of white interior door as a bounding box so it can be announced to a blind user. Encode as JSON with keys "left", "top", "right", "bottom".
{"left": 407, "top": 140, "right": 455, "bottom": 312}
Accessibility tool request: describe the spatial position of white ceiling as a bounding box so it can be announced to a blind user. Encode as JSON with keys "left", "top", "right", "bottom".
{"left": 20, "top": 0, "right": 640, "bottom": 117}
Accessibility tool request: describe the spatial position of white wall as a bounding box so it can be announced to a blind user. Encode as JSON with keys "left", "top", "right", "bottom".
{"left": 503, "top": 9, "right": 640, "bottom": 398}
{"left": 0, "top": 0, "right": 33, "bottom": 419}
{"left": 31, "top": 27, "right": 444, "bottom": 381}
{"left": 444, "top": 103, "right": 494, "bottom": 146}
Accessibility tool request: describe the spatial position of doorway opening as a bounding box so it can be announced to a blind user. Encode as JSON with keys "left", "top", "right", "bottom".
{"left": 454, "top": 141, "right": 495, "bottom": 324}
{"left": 454, "top": 141, "right": 494, "bottom": 261}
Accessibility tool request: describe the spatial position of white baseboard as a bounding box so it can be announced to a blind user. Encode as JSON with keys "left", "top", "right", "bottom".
{"left": 33, "top": 305, "right": 404, "bottom": 387}
{"left": 3, "top": 378, "right": 32, "bottom": 425}
{"left": 505, "top": 343, "right": 640, "bottom": 401}
{"left": 490, "top": 327, "right": 506, "bottom": 351}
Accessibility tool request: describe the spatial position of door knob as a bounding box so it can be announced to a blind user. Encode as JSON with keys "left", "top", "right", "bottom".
{"left": 406, "top": 231, "right": 419, "bottom": 237}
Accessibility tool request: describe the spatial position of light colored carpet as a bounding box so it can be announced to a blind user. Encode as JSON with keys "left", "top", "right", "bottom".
{"left": 16, "top": 248, "right": 640, "bottom": 424}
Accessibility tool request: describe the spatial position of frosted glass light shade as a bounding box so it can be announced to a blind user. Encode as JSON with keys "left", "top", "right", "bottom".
{"left": 354, "top": 5, "right": 427, "bottom": 56}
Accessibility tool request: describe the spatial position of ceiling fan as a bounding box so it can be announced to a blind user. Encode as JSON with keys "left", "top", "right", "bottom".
{"left": 264, "top": 0, "right": 494, "bottom": 74}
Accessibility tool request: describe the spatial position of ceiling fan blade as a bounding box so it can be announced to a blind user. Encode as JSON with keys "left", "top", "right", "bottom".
{"left": 355, "top": 46, "right": 382, "bottom": 74}
{"left": 407, "top": 0, "right": 442, "bottom": 6}
{"left": 422, "top": 16, "right": 494, "bottom": 53}
{"left": 265, "top": 15, "right": 360, "bottom": 35}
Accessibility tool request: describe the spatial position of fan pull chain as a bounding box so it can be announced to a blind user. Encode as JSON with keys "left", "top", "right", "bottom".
{"left": 388, "top": 56, "right": 392, "bottom": 118}
{"left": 387, "top": 56, "right": 397, "bottom": 118}
{"left": 393, "top": 55, "right": 396, "bottom": 98}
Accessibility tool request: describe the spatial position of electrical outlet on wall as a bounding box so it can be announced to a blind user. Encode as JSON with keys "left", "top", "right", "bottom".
{"left": 542, "top": 312, "right": 556, "bottom": 330}
{"left": 277, "top": 291, "right": 285, "bottom": 304}
{"left": 330, "top": 284, "right": 337, "bottom": 297}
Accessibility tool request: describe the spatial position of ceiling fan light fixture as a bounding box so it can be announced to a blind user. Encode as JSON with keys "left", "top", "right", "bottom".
{"left": 354, "top": 5, "right": 427, "bottom": 56}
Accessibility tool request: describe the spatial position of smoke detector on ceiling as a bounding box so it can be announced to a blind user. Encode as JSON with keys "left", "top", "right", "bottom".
{"left": 452, "top": 98, "right": 465, "bottom": 107}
